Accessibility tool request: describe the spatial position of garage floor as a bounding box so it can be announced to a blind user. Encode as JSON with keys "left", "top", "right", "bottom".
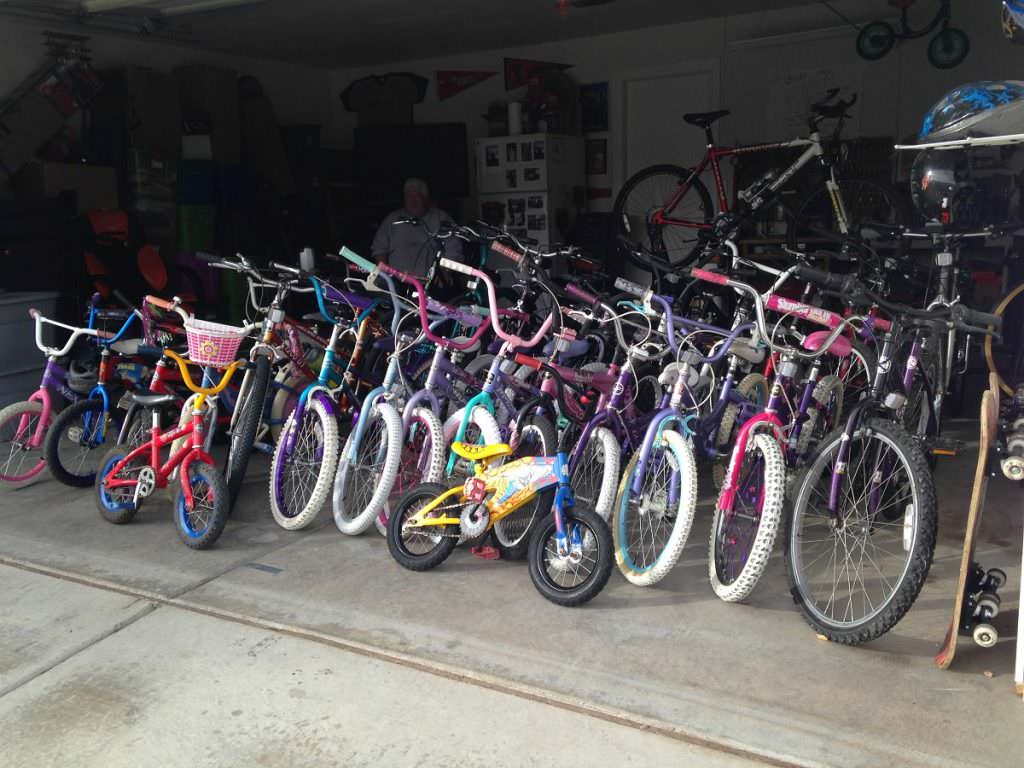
{"left": 1, "top": 419, "right": 1022, "bottom": 768}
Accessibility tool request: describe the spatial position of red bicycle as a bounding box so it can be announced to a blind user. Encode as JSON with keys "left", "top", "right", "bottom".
{"left": 612, "top": 90, "right": 907, "bottom": 274}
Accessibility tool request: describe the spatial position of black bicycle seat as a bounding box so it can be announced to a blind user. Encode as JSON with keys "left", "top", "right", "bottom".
{"left": 683, "top": 110, "right": 730, "bottom": 128}
{"left": 131, "top": 391, "right": 177, "bottom": 408}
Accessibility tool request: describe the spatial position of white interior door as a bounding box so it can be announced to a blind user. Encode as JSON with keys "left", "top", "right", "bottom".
{"left": 624, "top": 70, "right": 714, "bottom": 178}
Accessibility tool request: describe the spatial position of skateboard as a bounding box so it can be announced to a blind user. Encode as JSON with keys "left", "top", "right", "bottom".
{"left": 935, "top": 375, "right": 1006, "bottom": 669}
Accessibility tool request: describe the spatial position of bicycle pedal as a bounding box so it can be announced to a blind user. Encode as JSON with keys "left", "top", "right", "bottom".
{"left": 926, "top": 436, "right": 963, "bottom": 457}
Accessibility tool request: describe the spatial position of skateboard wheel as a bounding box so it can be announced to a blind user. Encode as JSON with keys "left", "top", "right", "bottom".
{"left": 973, "top": 624, "right": 998, "bottom": 648}
{"left": 978, "top": 595, "right": 1000, "bottom": 619}
{"left": 986, "top": 569, "right": 1007, "bottom": 589}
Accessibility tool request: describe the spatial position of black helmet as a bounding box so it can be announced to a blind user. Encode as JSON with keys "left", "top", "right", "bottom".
{"left": 910, "top": 149, "right": 974, "bottom": 225}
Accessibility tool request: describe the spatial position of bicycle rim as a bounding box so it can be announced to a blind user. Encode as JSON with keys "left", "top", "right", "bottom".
{"left": 714, "top": 445, "right": 769, "bottom": 586}
{"left": 790, "top": 430, "right": 921, "bottom": 629}
{"left": 618, "top": 443, "right": 680, "bottom": 574}
{"left": 278, "top": 410, "right": 328, "bottom": 518}
{"left": 0, "top": 403, "right": 46, "bottom": 483}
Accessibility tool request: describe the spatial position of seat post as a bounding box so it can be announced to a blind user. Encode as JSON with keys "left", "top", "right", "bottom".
{"left": 704, "top": 125, "right": 715, "bottom": 147}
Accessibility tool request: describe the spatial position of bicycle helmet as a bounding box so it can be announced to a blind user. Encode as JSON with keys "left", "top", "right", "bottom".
{"left": 67, "top": 359, "right": 98, "bottom": 395}
{"left": 919, "top": 81, "right": 1024, "bottom": 141}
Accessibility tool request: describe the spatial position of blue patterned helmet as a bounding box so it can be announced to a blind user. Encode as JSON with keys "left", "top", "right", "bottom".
{"left": 919, "top": 81, "right": 1024, "bottom": 141}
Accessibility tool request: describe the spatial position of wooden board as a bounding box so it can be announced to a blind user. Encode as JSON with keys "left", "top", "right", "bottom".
{"left": 934, "top": 380, "right": 999, "bottom": 669}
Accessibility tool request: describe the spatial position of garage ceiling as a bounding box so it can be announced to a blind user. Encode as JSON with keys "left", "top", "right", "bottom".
{"left": 3, "top": 0, "right": 838, "bottom": 67}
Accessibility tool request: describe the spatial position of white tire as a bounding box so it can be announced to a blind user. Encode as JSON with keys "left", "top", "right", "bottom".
{"left": 709, "top": 432, "right": 786, "bottom": 602}
{"left": 612, "top": 429, "right": 698, "bottom": 587}
{"left": 331, "top": 401, "right": 403, "bottom": 535}
{"left": 269, "top": 397, "right": 339, "bottom": 530}
{"left": 442, "top": 405, "right": 504, "bottom": 478}
{"left": 570, "top": 426, "right": 620, "bottom": 521}
{"left": 795, "top": 374, "right": 844, "bottom": 459}
{"left": 713, "top": 372, "right": 768, "bottom": 489}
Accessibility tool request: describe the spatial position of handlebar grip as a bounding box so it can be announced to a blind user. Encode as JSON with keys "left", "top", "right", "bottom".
{"left": 439, "top": 257, "right": 475, "bottom": 276}
{"left": 514, "top": 353, "right": 542, "bottom": 370}
{"left": 793, "top": 265, "right": 845, "bottom": 291}
{"left": 957, "top": 306, "right": 1002, "bottom": 331}
{"left": 613, "top": 277, "right": 647, "bottom": 298}
{"left": 28, "top": 307, "right": 40, "bottom": 319}
{"left": 871, "top": 314, "right": 892, "bottom": 333}
{"left": 339, "top": 246, "right": 375, "bottom": 273}
{"left": 144, "top": 295, "right": 175, "bottom": 311}
{"left": 491, "top": 242, "right": 524, "bottom": 265}
{"left": 689, "top": 268, "right": 729, "bottom": 286}
{"left": 565, "top": 282, "right": 598, "bottom": 305}
{"left": 90, "top": 292, "right": 102, "bottom": 307}
{"left": 194, "top": 251, "right": 218, "bottom": 263}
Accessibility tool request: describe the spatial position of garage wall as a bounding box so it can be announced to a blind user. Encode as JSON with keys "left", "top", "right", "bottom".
{"left": 0, "top": 17, "right": 334, "bottom": 131}
{"left": 329, "top": 1, "right": 1024, "bottom": 211}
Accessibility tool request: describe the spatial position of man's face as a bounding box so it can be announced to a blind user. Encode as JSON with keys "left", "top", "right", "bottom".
{"left": 404, "top": 188, "right": 428, "bottom": 218}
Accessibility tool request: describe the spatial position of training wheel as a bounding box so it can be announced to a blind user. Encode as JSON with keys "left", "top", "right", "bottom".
{"left": 973, "top": 624, "right": 998, "bottom": 649}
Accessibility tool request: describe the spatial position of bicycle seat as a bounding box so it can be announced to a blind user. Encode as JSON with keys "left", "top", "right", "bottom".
{"left": 683, "top": 109, "right": 730, "bottom": 128}
{"left": 450, "top": 442, "right": 512, "bottom": 461}
{"left": 450, "top": 336, "right": 481, "bottom": 355}
{"left": 802, "top": 330, "right": 852, "bottom": 358}
{"left": 730, "top": 338, "right": 767, "bottom": 365}
{"left": 131, "top": 391, "right": 177, "bottom": 407}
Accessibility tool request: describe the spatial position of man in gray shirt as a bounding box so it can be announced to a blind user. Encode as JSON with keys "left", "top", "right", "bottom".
{"left": 371, "top": 178, "right": 462, "bottom": 280}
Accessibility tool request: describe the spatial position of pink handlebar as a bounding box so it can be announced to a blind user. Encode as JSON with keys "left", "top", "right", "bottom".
{"left": 690, "top": 268, "right": 729, "bottom": 286}
{"left": 490, "top": 242, "right": 524, "bottom": 265}
{"left": 438, "top": 258, "right": 552, "bottom": 348}
{"left": 765, "top": 293, "right": 842, "bottom": 329}
{"left": 377, "top": 262, "right": 488, "bottom": 351}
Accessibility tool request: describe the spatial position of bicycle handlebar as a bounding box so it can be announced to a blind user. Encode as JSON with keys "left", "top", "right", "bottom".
{"left": 564, "top": 282, "right": 598, "bottom": 305}
{"left": 439, "top": 257, "right": 552, "bottom": 348}
{"left": 613, "top": 277, "right": 647, "bottom": 298}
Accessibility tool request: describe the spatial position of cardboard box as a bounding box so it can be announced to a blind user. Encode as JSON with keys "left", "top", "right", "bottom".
{"left": 14, "top": 161, "right": 118, "bottom": 213}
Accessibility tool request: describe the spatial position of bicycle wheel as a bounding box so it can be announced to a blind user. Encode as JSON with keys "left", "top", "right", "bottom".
{"left": 787, "top": 178, "right": 908, "bottom": 260}
{"left": 226, "top": 355, "right": 271, "bottom": 511}
{"left": 569, "top": 426, "right": 620, "bottom": 521}
{"left": 443, "top": 405, "right": 504, "bottom": 480}
{"left": 493, "top": 414, "right": 558, "bottom": 559}
{"left": 0, "top": 400, "right": 48, "bottom": 488}
{"left": 332, "top": 401, "right": 403, "bottom": 535}
{"left": 713, "top": 373, "right": 768, "bottom": 489}
{"left": 528, "top": 506, "right": 613, "bottom": 607}
{"left": 613, "top": 429, "right": 698, "bottom": 587}
{"left": 44, "top": 398, "right": 111, "bottom": 487}
{"left": 387, "top": 482, "right": 459, "bottom": 571}
{"left": 709, "top": 432, "right": 786, "bottom": 602}
{"left": 795, "top": 374, "right": 844, "bottom": 461}
{"left": 174, "top": 461, "right": 229, "bottom": 549}
{"left": 785, "top": 418, "right": 937, "bottom": 643}
{"left": 985, "top": 281, "right": 1024, "bottom": 396}
{"left": 269, "top": 397, "right": 339, "bottom": 530}
{"left": 613, "top": 164, "right": 713, "bottom": 269}
{"left": 94, "top": 446, "right": 142, "bottom": 524}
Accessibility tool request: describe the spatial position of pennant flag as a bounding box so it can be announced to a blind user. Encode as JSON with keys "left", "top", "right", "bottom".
{"left": 504, "top": 58, "right": 573, "bottom": 91}
{"left": 436, "top": 70, "right": 497, "bottom": 101}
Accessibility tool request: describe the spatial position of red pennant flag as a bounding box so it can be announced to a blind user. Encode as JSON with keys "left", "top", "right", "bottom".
{"left": 436, "top": 70, "right": 497, "bottom": 101}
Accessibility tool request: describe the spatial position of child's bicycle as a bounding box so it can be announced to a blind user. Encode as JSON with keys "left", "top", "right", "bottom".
{"left": 0, "top": 295, "right": 141, "bottom": 489}
{"left": 387, "top": 367, "right": 613, "bottom": 607}
{"left": 95, "top": 298, "right": 251, "bottom": 548}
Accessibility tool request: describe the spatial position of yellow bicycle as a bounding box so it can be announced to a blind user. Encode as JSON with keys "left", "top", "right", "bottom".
{"left": 386, "top": 439, "right": 613, "bottom": 606}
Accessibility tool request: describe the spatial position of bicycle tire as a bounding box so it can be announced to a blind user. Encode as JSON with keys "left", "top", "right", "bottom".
{"left": 494, "top": 414, "right": 558, "bottom": 559}
{"left": 0, "top": 400, "right": 48, "bottom": 488}
{"left": 709, "top": 432, "right": 786, "bottom": 602}
{"left": 528, "top": 506, "right": 613, "bottom": 607}
{"left": 269, "top": 396, "right": 339, "bottom": 530}
{"left": 174, "top": 461, "right": 230, "bottom": 549}
{"left": 44, "top": 398, "right": 110, "bottom": 487}
{"left": 613, "top": 429, "right": 698, "bottom": 587}
{"left": 985, "top": 281, "right": 1024, "bottom": 396}
{"left": 613, "top": 164, "right": 713, "bottom": 271}
{"left": 94, "top": 446, "right": 141, "bottom": 524}
{"left": 226, "top": 355, "right": 271, "bottom": 511}
{"left": 785, "top": 418, "right": 937, "bottom": 643}
{"left": 570, "top": 425, "right": 620, "bottom": 521}
{"left": 713, "top": 372, "right": 769, "bottom": 489}
{"left": 387, "top": 482, "right": 460, "bottom": 571}
{"left": 332, "top": 401, "right": 404, "bottom": 535}
{"left": 794, "top": 374, "right": 844, "bottom": 461}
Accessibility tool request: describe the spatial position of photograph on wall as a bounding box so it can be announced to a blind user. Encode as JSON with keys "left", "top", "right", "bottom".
{"left": 527, "top": 195, "right": 544, "bottom": 209}
{"left": 527, "top": 213, "right": 546, "bottom": 231}
{"left": 585, "top": 138, "right": 608, "bottom": 175}
{"left": 580, "top": 82, "right": 609, "bottom": 133}
{"left": 485, "top": 144, "right": 500, "bottom": 167}
{"left": 506, "top": 142, "right": 517, "bottom": 162}
{"left": 533, "top": 140, "right": 545, "bottom": 160}
{"left": 524, "top": 167, "right": 541, "bottom": 182}
{"left": 520, "top": 141, "right": 533, "bottom": 161}
{"left": 508, "top": 197, "right": 525, "bottom": 219}
{"left": 506, "top": 169, "right": 517, "bottom": 188}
